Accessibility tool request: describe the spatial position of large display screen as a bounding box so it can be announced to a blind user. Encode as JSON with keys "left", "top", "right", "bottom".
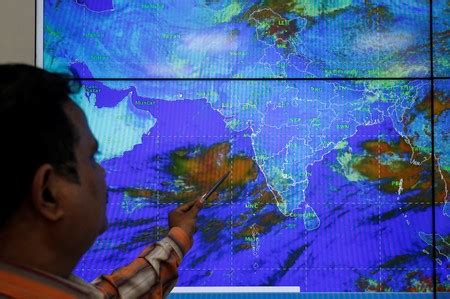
{"left": 38, "top": 0, "right": 449, "bottom": 295}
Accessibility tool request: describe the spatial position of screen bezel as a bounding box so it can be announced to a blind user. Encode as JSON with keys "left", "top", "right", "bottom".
{"left": 33, "top": 1, "right": 445, "bottom": 296}
{"left": 35, "top": 0, "right": 44, "bottom": 67}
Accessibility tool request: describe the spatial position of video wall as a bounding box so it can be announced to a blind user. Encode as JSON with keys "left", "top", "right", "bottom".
{"left": 40, "top": 0, "right": 449, "bottom": 292}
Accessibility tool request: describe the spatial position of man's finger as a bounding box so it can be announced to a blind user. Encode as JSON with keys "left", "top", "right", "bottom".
{"left": 188, "top": 201, "right": 202, "bottom": 217}
{"left": 177, "top": 199, "right": 198, "bottom": 212}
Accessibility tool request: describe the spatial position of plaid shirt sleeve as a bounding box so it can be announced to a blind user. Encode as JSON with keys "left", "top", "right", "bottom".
{"left": 92, "top": 227, "right": 192, "bottom": 298}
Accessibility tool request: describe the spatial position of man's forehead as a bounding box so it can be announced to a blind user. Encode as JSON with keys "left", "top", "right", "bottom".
{"left": 64, "top": 100, "right": 97, "bottom": 149}
{"left": 92, "top": 138, "right": 99, "bottom": 151}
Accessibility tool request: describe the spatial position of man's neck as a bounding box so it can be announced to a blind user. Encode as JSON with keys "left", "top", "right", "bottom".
{"left": 0, "top": 225, "right": 74, "bottom": 278}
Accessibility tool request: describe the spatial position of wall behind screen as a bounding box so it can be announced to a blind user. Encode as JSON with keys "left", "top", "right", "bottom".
{"left": 0, "top": 0, "right": 35, "bottom": 65}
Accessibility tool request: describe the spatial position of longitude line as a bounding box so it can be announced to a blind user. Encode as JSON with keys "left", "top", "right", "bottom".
{"left": 429, "top": 1, "right": 437, "bottom": 298}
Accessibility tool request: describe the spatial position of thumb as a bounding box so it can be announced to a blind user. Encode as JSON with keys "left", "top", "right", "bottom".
{"left": 178, "top": 199, "right": 197, "bottom": 212}
{"left": 195, "top": 198, "right": 204, "bottom": 209}
{"left": 188, "top": 200, "right": 202, "bottom": 217}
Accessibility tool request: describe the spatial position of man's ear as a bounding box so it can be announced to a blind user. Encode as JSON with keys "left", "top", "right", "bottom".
{"left": 30, "top": 164, "right": 65, "bottom": 221}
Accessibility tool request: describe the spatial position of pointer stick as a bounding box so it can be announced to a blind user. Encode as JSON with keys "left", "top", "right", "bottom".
{"left": 199, "top": 171, "right": 230, "bottom": 203}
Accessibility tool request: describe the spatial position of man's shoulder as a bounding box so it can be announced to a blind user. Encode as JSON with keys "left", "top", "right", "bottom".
{"left": 0, "top": 260, "right": 103, "bottom": 299}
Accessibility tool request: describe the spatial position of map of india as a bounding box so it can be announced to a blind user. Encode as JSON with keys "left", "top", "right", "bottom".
{"left": 42, "top": 0, "right": 449, "bottom": 292}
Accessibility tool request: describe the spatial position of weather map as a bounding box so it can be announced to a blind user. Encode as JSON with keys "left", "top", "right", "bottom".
{"left": 42, "top": 0, "right": 449, "bottom": 292}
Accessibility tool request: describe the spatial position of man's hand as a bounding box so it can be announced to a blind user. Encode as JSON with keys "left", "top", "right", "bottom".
{"left": 168, "top": 199, "right": 203, "bottom": 238}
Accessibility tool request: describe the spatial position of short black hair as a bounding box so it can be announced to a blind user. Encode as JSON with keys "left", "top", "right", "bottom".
{"left": 0, "top": 64, "right": 80, "bottom": 228}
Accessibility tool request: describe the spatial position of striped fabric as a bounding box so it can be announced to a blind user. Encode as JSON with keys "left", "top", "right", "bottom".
{"left": 0, "top": 227, "right": 192, "bottom": 298}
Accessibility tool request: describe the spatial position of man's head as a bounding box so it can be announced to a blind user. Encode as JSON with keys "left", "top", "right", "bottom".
{"left": 0, "top": 65, "right": 108, "bottom": 271}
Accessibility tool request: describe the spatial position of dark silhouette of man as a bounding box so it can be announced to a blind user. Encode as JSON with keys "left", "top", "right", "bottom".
{"left": 0, "top": 64, "right": 202, "bottom": 298}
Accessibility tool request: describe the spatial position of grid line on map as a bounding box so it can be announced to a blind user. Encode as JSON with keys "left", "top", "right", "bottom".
{"left": 377, "top": 98, "right": 382, "bottom": 288}
{"left": 429, "top": 1, "right": 438, "bottom": 296}
{"left": 104, "top": 202, "right": 435, "bottom": 206}
{"left": 156, "top": 78, "right": 161, "bottom": 242}
{"left": 375, "top": 13, "right": 382, "bottom": 278}
{"left": 230, "top": 146, "right": 234, "bottom": 286}
{"left": 71, "top": 76, "right": 450, "bottom": 81}
{"left": 141, "top": 135, "right": 409, "bottom": 138}
{"left": 76, "top": 267, "right": 434, "bottom": 271}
